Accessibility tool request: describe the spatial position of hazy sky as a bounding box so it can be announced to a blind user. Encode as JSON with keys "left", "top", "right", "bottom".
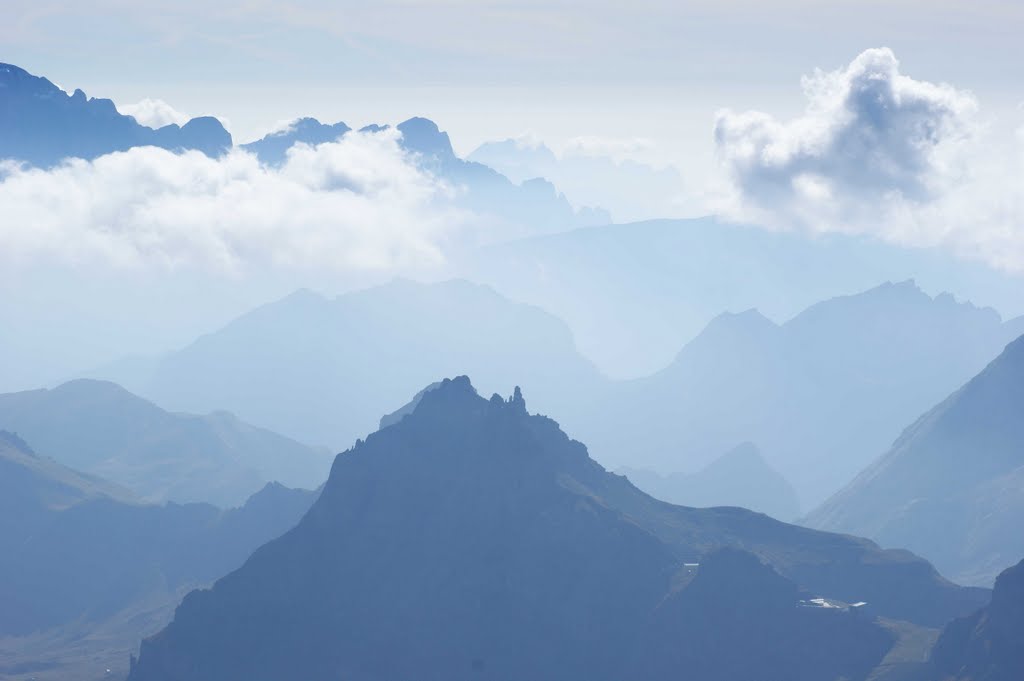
{"left": 4, "top": 1, "right": 1023, "bottom": 169}
{"left": 3, "top": 0, "right": 1024, "bottom": 390}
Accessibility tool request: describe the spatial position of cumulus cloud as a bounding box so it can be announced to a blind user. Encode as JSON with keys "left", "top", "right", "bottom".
{"left": 714, "top": 48, "right": 1024, "bottom": 272}
{"left": 118, "top": 98, "right": 192, "bottom": 129}
{"left": 0, "top": 129, "right": 465, "bottom": 273}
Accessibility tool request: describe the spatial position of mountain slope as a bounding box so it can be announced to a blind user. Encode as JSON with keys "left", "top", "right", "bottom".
{"left": 806, "top": 335, "right": 1024, "bottom": 586}
{"left": 580, "top": 280, "right": 1024, "bottom": 508}
{"left": 928, "top": 558, "right": 1024, "bottom": 681}
{"left": 102, "top": 279, "right": 608, "bottom": 449}
{"left": 0, "top": 63, "right": 231, "bottom": 167}
{"left": 127, "top": 377, "right": 984, "bottom": 681}
{"left": 621, "top": 442, "right": 801, "bottom": 520}
{"left": 0, "top": 432, "right": 319, "bottom": 680}
{"left": 0, "top": 379, "right": 330, "bottom": 507}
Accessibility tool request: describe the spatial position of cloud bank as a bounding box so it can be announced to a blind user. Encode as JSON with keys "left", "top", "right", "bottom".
{"left": 0, "top": 129, "right": 463, "bottom": 273}
{"left": 715, "top": 48, "right": 1024, "bottom": 272}
{"left": 118, "top": 98, "right": 192, "bottom": 129}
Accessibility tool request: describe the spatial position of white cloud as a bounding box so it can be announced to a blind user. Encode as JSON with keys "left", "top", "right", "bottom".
{"left": 713, "top": 48, "right": 1024, "bottom": 273}
{"left": 0, "top": 129, "right": 465, "bottom": 273}
{"left": 118, "top": 98, "right": 192, "bottom": 129}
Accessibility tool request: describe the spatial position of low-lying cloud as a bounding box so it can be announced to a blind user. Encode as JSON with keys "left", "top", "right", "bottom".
{"left": 118, "top": 98, "right": 193, "bottom": 129}
{"left": 0, "top": 129, "right": 464, "bottom": 273}
{"left": 714, "top": 47, "right": 1024, "bottom": 273}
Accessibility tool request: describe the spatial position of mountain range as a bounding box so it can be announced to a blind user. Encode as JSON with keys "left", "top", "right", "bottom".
{"left": 0, "top": 63, "right": 231, "bottom": 167}
{"left": 807, "top": 334, "right": 1024, "bottom": 586}
{"left": 96, "top": 279, "right": 608, "bottom": 449}
{"left": 0, "top": 379, "right": 330, "bottom": 507}
{"left": 0, "top": 430, "right": 319, "bottom": 680}
{"left": 462, "top": 216, "right": 1024, "bottom": 378}
{"left": 578, "top": 279, "right": 1024, "bottom": 507}
{"left": 126, "top": 377, "right": 986, "bottom": 681}
{"left": 93, "top": 277, "right": 1024, "bottom": 513}
{"left": 242, "top": 115, "right": 610, "bottom": 234}
{"left": 0, "top": 62, "right": 608, "bottom": 239}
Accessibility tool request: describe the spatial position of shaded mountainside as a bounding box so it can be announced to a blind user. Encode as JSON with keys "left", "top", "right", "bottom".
{"left": 807, "top": 335, "right": 1024, "bottom": 586}
{"left": 0, "top": 431, "right": 318, "bottom": 659}
{"left": 579, "top": 279, "right": 1024, "bottom": 508}
{"left": 621, "top": 442, "right": 801, "bottom": 521}
{"left": 928, "top": 558, "right": 1024, "bottom": 681}
{"left": 128, "top": 377, "right": 985, "bottom": 681}
{"left": 0, "top": 63, "right": 230, "bottom": 167}
{"left": 0, "top": 379, "right": 330, "bottom": 507}
{"left": 102, "top": 279, "right": 607, "bottom": 450}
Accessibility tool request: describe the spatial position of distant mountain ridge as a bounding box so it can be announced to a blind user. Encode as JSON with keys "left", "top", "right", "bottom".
{"left": 97, "top": 279, "right": 608, "bottom": 450}
{"left": 469, "top": 137, "right": 686, "bottom": 223}
{"left": 806, "top": 334, "right": 1024, "bottom": 586}
{"left": 462, "top": 216, "right": 1024, "bottom": 379}
{"left": 621, "top": 442, "right": 801, "bottom": 520}
{"left": 0, "top": 63, "right": 231, "bottom": 167}
{"left": 243, "top": 116, "right": 610, "bottom": 233}
{"left": 0, "top": 379, "right": 330, "bottom": 507}
{"left": 126, "top": 377, "right": 986, "bottom": 681}
{"left": 578, "top": 279, "right": 1024, "bottom": 508}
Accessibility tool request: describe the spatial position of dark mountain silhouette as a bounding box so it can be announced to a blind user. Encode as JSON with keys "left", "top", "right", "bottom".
{"left": 242, "top": 116, "right": 609, "bottom": 233}
{"left": 928, "top": 558, "right": 1024, "bottom": 681}
{"left": 806, "top": 335, "right": 1024, "bottom": 586}
{"left": 621, "top": 442, "right": 801, "bottom": 520}
{"left": 0, "top": 379, "right": 330, "bottom": 507}
{"left": 579, "top": 280, "right": 1024, "bottom": 508}
{"left": 127, "top": 377, "right": 984, "bottom": 681}
{"left": 0, "top": 63, "right": 231, "bottom": 167}
{"left": 0, "top": 432, "right": 318, "bottom": 679}
{"left": 98, "top": 279, "right": 608, "bottom": 449}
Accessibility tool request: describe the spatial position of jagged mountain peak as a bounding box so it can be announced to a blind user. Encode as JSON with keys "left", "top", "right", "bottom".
{"left": 396, "top": 116, "right": 455, "bottom": 159}
{"left": 0, "top": 61, "right": 231, "bottom": 166}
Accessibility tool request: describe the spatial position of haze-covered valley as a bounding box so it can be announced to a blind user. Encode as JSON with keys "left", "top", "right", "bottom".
{"left": 3, "top": 5, "right": 1024, "bottom": 679}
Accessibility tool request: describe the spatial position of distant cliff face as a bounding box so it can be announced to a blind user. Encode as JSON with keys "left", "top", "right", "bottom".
{"left": 127, "top": 377, "right": 983, "bottom": 681}
{"left": 930, "top": 558, "right": 1024, "bottom": 681}
{"left": 0, "top": 63, "right": 231, "bottom": 167}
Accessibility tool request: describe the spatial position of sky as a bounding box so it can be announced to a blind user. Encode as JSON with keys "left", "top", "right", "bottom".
{"left": 2, "top": 0, "right": 1024, "bottom": 389}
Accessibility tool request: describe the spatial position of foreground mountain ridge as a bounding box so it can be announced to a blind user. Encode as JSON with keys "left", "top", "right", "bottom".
{"left": 128, "top": 377, "right": 985, "bottom": 681}
{"left": 929, "top": 558, "right": 1024, "bottom": 681}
